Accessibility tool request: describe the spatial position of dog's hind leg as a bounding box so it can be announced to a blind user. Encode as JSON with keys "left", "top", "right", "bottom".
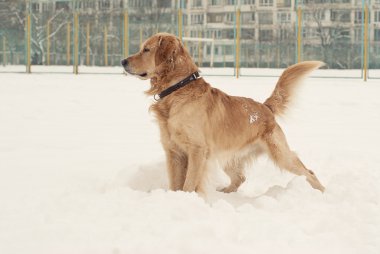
{"left": 221, "top": 158, "right": 247, "bottom": 193}
{"left": 263, "top": 124, "right": 325, "bottom": 192}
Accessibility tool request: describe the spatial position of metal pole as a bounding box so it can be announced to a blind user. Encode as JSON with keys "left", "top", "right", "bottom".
{"left": 297, "top": 7, "right": 302, "bottom": 63}
{"left": 178, "top": 8, "right": 183, "bottom": 41}
{"left": 124, "top": 11, "right": 129, "bottom": 58}
{"left": 67, "top": 22, "right": 71, "bottom": 65}
{"left": 210, "top": 33, "right": 214, "bottom": 68}
{"left": 2, "top": 36, "right": 6, "bottom": 67}
{"left": 236, "top": 8, "right": 241, "bottom": 78}
{"left": 26, "top": 14, "right": 31, "bottom": 73}
{"left": 363, "top": 4, "right": 368, "bottom": 81}
{"left": 73, "top": 12, "right": 79, "bottom": 74}
{"left": 86, "top": 22, "right": 90, "bottom": 66}
{"left": 198, "top": 30, "right": 202, "bottom": 67}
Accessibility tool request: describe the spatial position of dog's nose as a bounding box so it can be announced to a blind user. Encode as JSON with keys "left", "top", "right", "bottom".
{"left": 121, "top": 58, "right": 128, "bottom": 67}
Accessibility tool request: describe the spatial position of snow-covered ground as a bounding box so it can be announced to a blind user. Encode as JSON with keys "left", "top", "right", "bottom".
{"left": 0, "top": 69, "right": 379, "bottom": 254}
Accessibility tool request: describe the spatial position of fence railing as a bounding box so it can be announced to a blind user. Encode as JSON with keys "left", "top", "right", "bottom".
{"left": 0, "top": 0, "right": 379, "bottom": 80}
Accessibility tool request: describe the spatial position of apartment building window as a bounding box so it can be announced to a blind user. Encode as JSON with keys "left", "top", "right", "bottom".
{"left": 259, "top": 0, "right": 273, "bottom": 7}
{"left": 82, "top": 1, "right": 95, "bottom": 9}
{"left": 279, "top": 29, "right": 290, "bottom": 40}
{"left": 32, "top": 3, "right": 40, "bottom": 12}
{"left": 42, "top": 3, "right": 49, "bottom": 12}
{"left": 206, "top": 30, "right": 222, "bottom": 39}
{"left": 277, "top": 12, "right": 291, "bottom": 23}
{"left": 208, "top": 13, "right": 223, "bottom": 23}
{"left": 225, "top": 13, "right": 235, "bottom": 23}
{"left": 206, "top": 30, "right": 217, "bottom": 38}
{"left": 277, "top": 0, "right": 291, "bottom": 7}
{"left": 304, "top": 11, "right": 325, "bottom": 22}
{"left": 331, "top": 10, "right": 351, "bottom": 23}
{"left": 100, "top": 0, "right": 110, "bottom": 10}
{"left": 223, "top": 29, "right": 235, "bottom": 39}
{"left": 242, "top": 13, "right": 255, "bottom": 23}
{"left": 303, "top": 28, "right": 318, "bottom": 39}
{"left": 258, "top": 12, "right": 273, "bottom": 25}
{"left": 304, "top": 12, "right": 313, "bottom": 22}
{"left": 241, "top": 0, "right": 255, "bottom": 5}
{"left": 157, "top": 0, "right": 171, "bottom": 8}
{"left": 302, "top": 0, "right": 329, "bottom": 3}
{"left": 226, "top": 0, "right": 236, "bottom": 5}
{"left": 130, "top": 0, "right": 151, "bottom": 8}
{"left": 191, "top": 14, "right": 204, "bottom": 24}
{"left": 259, "top": 29, "right": 273, "bottom": 41}
{"left": 354, "top": 10, "right": 362, "bottom": 24}
{"left": 55, "top": 1, "right": 70, "bottom": 11}
{"left": 332, "top": 0, "right": 350, "bottom": 3}
{"left": 211, "top": 0, "right": 223, "bottom": 5}
{"left": 354, "top": 28, "right": 361, "bottom": 41}
{"left": 223, "top": 45, "right": 232, "bottom": 55}
{"left": 375, "top": 29, "right": 380, "bottom": 41}
{"left": 216, "top": 30, "right": 222, "bottom": 38}
{"left": 192, "top": 0, "right": 202, "bottom": 7}
{"left": 241, "top": 28, "right": 255, "bottom": 39}
{"left": 375, "top": 11, "right": 380, "bottom": 23}
{"left": 340, "top": 31, "right": 350, "bottom": 38}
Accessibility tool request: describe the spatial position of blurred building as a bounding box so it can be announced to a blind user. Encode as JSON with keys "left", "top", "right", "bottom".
{"left": 0, "top": 0, "right": 379, "bottom": 68}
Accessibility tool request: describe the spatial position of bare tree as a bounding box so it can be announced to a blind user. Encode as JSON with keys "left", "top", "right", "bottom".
{"left": 303, "top": 0, "right": 351, "bottom": 68}
{"left": 6, "top": 1, "right": 71, "bottom": 64}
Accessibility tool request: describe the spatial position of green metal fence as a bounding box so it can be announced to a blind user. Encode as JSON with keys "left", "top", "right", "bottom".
{"left": 0, "top": 0, "right": 379, "bottom": 79}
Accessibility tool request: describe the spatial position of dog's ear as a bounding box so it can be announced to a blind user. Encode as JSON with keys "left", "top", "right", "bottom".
{"left": 155, "top": 36, "right": 174, "bottom": 65}
{"left": 155, "top": 36, "right": 178, "bottom": 73}
{"left": 158, "top": 35, "right": 164, "bottom": 47}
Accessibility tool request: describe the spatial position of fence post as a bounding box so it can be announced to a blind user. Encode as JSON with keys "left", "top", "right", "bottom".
{"left": 123, "top": 10, "right": 129, "bottom": 58}
{"left": 235, "top": 8, "right": 241, "bottom": 78}
{"left": 67, "top": 22, "right": 71, "bottom": 65}
{"left": 363, "top": 4, "right": 368, "bottom": 81}
{"left": 178, "top": 8, "right": 183, "bottom": 41}
{"left": 2, "top": 36, "right": 6, "bottom": 67}
{"left": 73, "top": 12, "right": 79, "bottom": 74}
{"left": 86, "top": 22, "right": 90, "bottom": 66}
{"left": 26, "top": 14, "right": 31, "bottom": 73}
{"left": 297, "top": 7, "right": 302, "bottom": 63}
{"left": 104, "top": 25, "right": 108, "bottom": 66}
{"left": 198, "top": 30, "right": 202, "bottom": 67}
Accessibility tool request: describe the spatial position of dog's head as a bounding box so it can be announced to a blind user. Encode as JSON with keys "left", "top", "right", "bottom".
{"left": 122, "top": 33, "right": 198, "bottom": 95}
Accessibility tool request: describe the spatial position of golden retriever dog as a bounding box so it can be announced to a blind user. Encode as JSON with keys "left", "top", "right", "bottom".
{"left": 122, "top": 33, "right": 325, "bottom": 195}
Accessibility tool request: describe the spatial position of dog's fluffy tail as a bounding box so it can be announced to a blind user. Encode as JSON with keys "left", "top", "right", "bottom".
{"left": 264, "top": 61, "right": 324, "bottom": 116}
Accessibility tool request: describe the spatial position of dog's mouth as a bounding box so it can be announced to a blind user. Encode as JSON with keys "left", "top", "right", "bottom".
{"left": 124, "top": 69, "right": 149, "bottom": 79}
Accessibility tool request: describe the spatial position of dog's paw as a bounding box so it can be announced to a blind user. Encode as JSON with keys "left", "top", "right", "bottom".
{"left": 220, "top": 185, "right": 238, "bottom": 193}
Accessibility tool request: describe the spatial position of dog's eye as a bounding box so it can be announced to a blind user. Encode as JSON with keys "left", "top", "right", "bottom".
{"left": 143, "top": 48, "right": 150, "bottom": 53}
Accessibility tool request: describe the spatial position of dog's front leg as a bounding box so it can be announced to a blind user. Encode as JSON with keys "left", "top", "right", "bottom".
{"left": 182, "top": 146, "right": 208, "bottom": 193}
{"left": 165, "top": 147, "right": 188, "bottom": 191}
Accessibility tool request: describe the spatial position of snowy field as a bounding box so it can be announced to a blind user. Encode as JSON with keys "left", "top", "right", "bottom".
{"left": 0, "top": 69, "right": 379, "bottom": 254}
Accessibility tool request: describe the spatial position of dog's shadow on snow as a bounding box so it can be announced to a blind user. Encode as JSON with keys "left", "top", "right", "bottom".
{"left": 125, "top": 160, "right": 294, "bottom": 207}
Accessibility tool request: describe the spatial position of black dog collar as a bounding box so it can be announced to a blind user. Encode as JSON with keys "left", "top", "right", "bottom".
{"left": 155, "top": 71, "right": 200, "bottom": 101}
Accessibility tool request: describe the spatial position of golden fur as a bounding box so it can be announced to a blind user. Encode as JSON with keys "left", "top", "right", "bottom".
{"left": 122, "top": 33, "right": 325, "bottom": 194}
